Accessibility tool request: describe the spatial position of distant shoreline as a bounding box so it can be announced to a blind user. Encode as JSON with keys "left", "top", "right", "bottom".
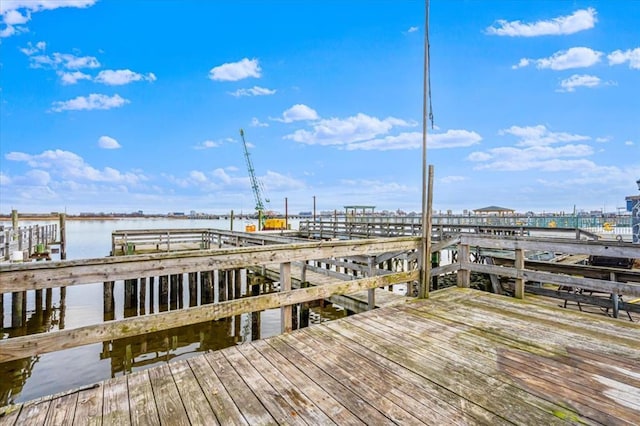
{"left": 0, "top": 214, "right": 214, "bottom": 221}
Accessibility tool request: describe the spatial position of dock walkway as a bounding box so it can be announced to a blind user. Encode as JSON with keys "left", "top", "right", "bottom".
{"left": 2, "top": 287, "right": 638, "bottom": 425}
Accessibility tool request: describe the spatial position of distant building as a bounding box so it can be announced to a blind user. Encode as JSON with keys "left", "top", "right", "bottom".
{"left": 473, "top": 206, "right": 515, "bottom": 216}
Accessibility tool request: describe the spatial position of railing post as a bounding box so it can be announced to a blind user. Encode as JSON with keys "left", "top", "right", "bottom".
{"left": 367, "top": 256, "right": 375, "bottom": 310}
{"left": 515, "top": 248, "right": 525, "bottom": 299}
{"left": 457, "top": 243, "right": 470, "bottom": 288}
{"left": 610, "top": 272, "right": 618, "bottom": 318}
{"left": 280, "top": 262, "right": 292, "bottom": 333}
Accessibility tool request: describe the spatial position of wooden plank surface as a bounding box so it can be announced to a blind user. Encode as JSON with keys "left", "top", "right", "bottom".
{"left": 6, "top": 287, "right": 639, "bottom": 425}
{"left": 73, "top": 384, "right": 103, "bottom": 426}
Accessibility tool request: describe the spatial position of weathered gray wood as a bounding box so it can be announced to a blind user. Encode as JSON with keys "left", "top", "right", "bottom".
{"left": 102, "top": 374, "right": 130, "bottom": 425}
{"left": 266, "top": 338, "right": 395, "bottom": 424}
{"left": 204, "top": 350, "right": 275, "bottom": 424}
{"left": 308, "top": 323, "right": 509, "bottom": 425}
{"left": 514, "top": 248, "right": 525, "bottom": 299}
{"left": 465, "top": 262, "right": 640, "bottom": 297}
{"left": 223, "top": 347, "right": 307, "bottom": 425}
{"left": 187, "top": 356, "right": 247, "bottom": 425}
{"left": 13, "top": 401, "right": 50, "bottom": 425}
{"left": 147, "top": 364, "right": 189, "bottom": 425}
{"left": 73, "top": 384, "right": 103, "bottom": 426}
{"left": 235, "top": 343, "right": 337, "bottom": 424}
{"left": 44, "top": 393, "right": 78, "bottom": 426}
{"left": 0, "top": 237, "right": 420, "bottom": 292}
{"left": 367, "top": 305, "right": 638, "bottom": 423}
{"left": 456, "top": 244, "right": 470, "bottom": 288}
{"left": 0, "top": 271, "right": 417, "bottom": 362}
{"left": 326, "top": 314, "right": 583, "bottom": 425}
{"left": 460, "top": 234, "right": 640, "bottom": 258}
{"left": 526, "top": 286, "right": 640, "bottom": 315}
{"left": 169, "top": 361, "right": 219, "bottom": 425}
{"left": 0, "top": 404, "right": 22, "bottom": 426}
{"left": 250, "top": 339, "right": 364, "bottom": 424}
{"left": 287, "top": 330, "right": 433, "bottom": 425}
{"left": 127, "top": 370, "right": 159, "bottom": 426}
{"left": 280, "top": 262, "right": 292, "bottom": 333}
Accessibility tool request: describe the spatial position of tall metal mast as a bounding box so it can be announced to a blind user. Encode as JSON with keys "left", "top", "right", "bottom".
{"left": 239, "top": 129, "right": 268, "bottom": 219}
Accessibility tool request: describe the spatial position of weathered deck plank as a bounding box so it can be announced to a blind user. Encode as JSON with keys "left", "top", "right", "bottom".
{"left": 203, "top": 351, "right": 275, "bottom": 425}
{"left": 235, "top": 343, "right": 337, "bottom": 425}
{"left": 127, "top": 370, "right": 159, "bottom": 426}
{"left": 186, "top": 356, "right": 247, "bottom": 425}
{"left": 147, "top": 364, "right": 190, "bottom": 425}
{"left": 5, "top": 287, "right": 639, "bottom": 425}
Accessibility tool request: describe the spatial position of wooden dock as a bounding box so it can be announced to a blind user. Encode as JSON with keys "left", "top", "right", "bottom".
{"left": 1, "top": 287, "right": 638, "bottom": 425}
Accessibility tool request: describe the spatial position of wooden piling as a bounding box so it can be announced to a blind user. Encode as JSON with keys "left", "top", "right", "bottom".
{"left": 104, "top": 281, "right": 115, "bottom": 321}
{"left": 59, "top": 213, "right": 67, "bottom": 260}
{"left": 159, "top": 275, "right": 169, "bottom": 312}
{"left": 170, "top": 275, "right": 179, "bottom": 310}
{"left": 188, "top": 272, "right": 198, "bottom": 307}
{"left": 59, "top": 286, "right": 66, "bottom": 329}
{"left": 218, "top": 270, "right": 226, "bottom": 303}
{"left": 12, "top": 291, "right": 24, "bottom": 328}
{"left": 139, "top": 277, "right": 147, "bottom": 316}
{"left": 149, "top": 276, "right": 155, "bottom": 314}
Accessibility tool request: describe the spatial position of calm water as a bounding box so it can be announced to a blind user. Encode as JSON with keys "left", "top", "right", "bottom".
{"left": 1, "top": 217, "right": 346, "bottom": 405}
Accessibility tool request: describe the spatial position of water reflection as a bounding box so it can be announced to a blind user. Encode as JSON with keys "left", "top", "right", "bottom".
{"left": 1, "top": 269, "right": 346, "bottom": 406}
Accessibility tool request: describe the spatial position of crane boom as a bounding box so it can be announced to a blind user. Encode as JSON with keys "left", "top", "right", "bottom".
{"left": 239, "top": 129, "right": 268, "bottom": 217}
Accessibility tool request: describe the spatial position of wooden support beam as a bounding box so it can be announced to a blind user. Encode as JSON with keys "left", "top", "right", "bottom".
{"left": 457, "top": 244, "right": 470, "bottom": 288}
{"left": 514, "top": 248, "right": 525, "bottom": 299}
{"left": 280, "top": 262, "right": 292, "bottom": 333}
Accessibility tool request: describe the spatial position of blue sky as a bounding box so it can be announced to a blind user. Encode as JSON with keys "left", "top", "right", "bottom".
{"left": 1, "top": 1, "right": 638, "bottom": 216}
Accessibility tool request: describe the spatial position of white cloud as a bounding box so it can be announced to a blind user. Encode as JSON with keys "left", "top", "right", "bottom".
{"left": 58, "top": 70, "right": 92, "bottom": 85}
{"left": 28, "top": 52, "right": 101, "bottom": 69}
{"left": 345, "top": 129, "right": 482, "bottom": 151}
{"left": 95, "top": 69, "right": 157, "bottom": 85}
{"left": 407, "top": 26, "right": 418, "bottom": 33}
{"left": 20, "top": 41, "right": 45, "bottom": 55}
{"left": 5, "top": 149, "right": 144, "bottom": 184}
{"left": 26, "top": 169, "right": 51, "bottom": 185}
{"left": 468, "top": 145, "right": 595, "bottom": 171}
{"left": 514, "top": 47, "right": 602, "bottom": 70}
{"left": 98, "top": 136, "right": 121, "bottom": 149}
{"left": 276, "top": 104, "right": 319, "bottom": 123}
{"left": 51, "top": 94, "right": 129, "bottom": 112}
{"left": 595, "top": 136, "right": 611, "bottom": 143}
{"left": 1, "top": 0, "right": 97, "bottom": 38}
{"left": 486, "top": 8, "right": 597, "bottom": 37}
{"left": 208, "top": 58, "right": 261, "bottom": 81}
{"left": 0, "top": 171, "right": 11, "bottom": 185}
{"left": 468, "top": 125, "right": 596, "bottom": 172}
{"left": 499, "top": 125, "right": 590, "bottom": 146}
{"left": 625, "top": 140, "right": 635, "bottom": 146}
{"left": 194, "top": 140, "right": 220, "bottom": 150}
{"left": 440, "top": 176, "right": 466, "bottom": 184}
{"left": 4, "top": 9, "right": 30, "bottom": 25}
{"left": 608, "top": 48, "right": 640, "bottom": 70}
{"left": 285, "top": 112, "right": 412, "bottom": 146}
{"left": 189, "top": 171, "right": 208, "bottom": 183}
{"left": 229, "top": 86, "right": 276, "bottom": 97}
{"left": 251, "top": 117, "right": 269, "bottom": 127}
{"left": 557, "top": 74, "right": 605, "bottom": 92}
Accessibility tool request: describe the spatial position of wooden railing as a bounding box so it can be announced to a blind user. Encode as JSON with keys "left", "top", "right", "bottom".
{"left": 0, "top": 223, "right": 59, "bottom": 261}
{"left": 2, "top": 232, "right": 638, "bottom": 363}
{"left": 298, "top": 220, "right": 600, "bottom": 240}
{"left": 436, "top": 235, "right": 640, "bottom": 316}
{"left": 0, "top": 237, "right": 420, "bottom": 362}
